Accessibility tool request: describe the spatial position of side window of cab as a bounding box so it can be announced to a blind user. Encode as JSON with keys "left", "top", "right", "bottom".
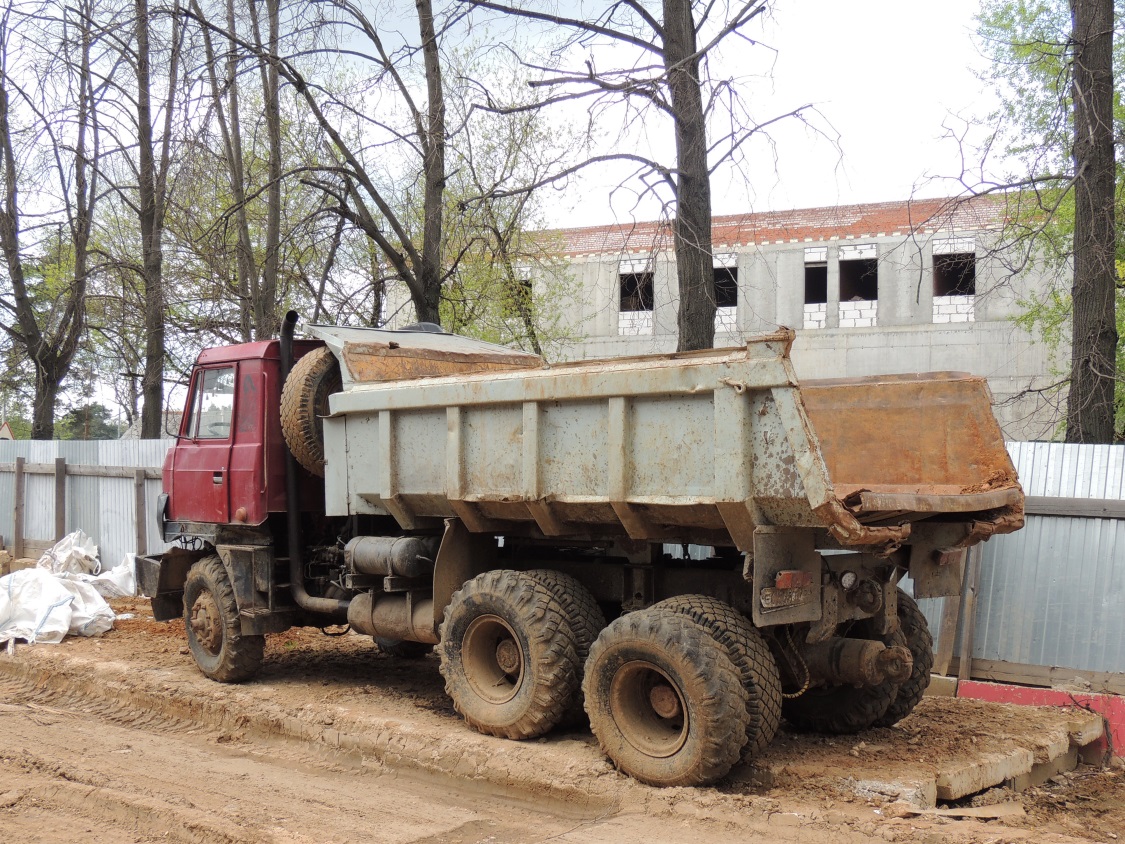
{"left": 184, "top": 367, "right": 236, "bottom": 439}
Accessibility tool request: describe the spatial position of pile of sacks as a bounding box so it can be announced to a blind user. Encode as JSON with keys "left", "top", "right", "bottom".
{"left": 0, "top": 530, "right": 136, "bottom": 646}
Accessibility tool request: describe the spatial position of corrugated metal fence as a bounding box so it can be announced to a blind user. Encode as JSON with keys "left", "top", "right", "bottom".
{"left": 0, "top": 440, "right": 171, "bottom": 571}
{"left": 1, "top": 438, "right": 1122, "bottom": 685}
{"left": 918, "top": 441, "right": 1125, "bottom": 689}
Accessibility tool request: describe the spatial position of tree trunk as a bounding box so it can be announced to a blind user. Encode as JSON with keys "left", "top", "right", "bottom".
{"left": 136, "top": 0, "right": 166, "bottom": 439}
{"left": 31, "top": 376, "right": 61, "bottom": 440}
{"left": 416, "top": 0, "right": 446, "bottom": 326}
{"left": 664, "top": 0, "right": 715, "bottom": 352}
{"left": 251, "top": 0, "right": 282, "bottom": 339}
{"left": 1066, "top": 0, "right": 1118, "bottom": 442}
{"left": 227, "top": 0, "right": 256, "bottom": 340}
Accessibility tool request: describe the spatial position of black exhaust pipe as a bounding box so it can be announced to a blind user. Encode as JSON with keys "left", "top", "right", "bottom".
{"left": 280, "top": 310, "right": 349, "bottom": 620}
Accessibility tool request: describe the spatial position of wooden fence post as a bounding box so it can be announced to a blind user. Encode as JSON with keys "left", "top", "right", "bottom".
{"left": 933, "top": 592, "right": 961, "bottom": 677}
{"left": 13, "top": 456, "right": 25, "bottom": 559}
{"left": 54, "top": 456, "right": 66, "bottom": 540}
{"left": 957, "top": 544, "right": 983, "bottom": 685}
{"left": 134, "top": 468, "right": 147, "bottom": 556}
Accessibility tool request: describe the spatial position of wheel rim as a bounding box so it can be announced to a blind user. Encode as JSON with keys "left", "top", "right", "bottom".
{"left": 462, "top": 614, "right": 524, "bottom": 705}
{"left": 190, "top": 590, "right": 223, "bottom": 655}
{"left": 609, "top": 660, "right": 689, "bottom": 758}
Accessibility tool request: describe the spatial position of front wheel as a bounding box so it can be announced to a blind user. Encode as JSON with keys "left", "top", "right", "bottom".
{"left": 183, "top": 555, "right": 264, "bottom": 683}
{"left": 583, "top": 607, "right": 749, "bottom": 787}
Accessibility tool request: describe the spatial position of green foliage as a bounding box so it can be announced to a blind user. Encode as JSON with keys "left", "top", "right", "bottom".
{"left": 380, "top": 47, "right": 586, "bottom": 356}
{"left": 978, "top": 0, "right": 1125, "bottom": 439}
{"left": 54, "top": 403, "right": 123, "bottom": 440}
{"left": 2, "top": 417, "right": 32, "bottom": 439}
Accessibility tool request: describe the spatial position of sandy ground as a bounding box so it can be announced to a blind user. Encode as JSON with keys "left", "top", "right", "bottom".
{"left": 0, "top": 597, "right": 1122, "bottom": 844}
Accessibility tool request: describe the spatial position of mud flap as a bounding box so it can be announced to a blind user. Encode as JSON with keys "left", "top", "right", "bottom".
{"left": 138, "top": 547, "right": 201, "bottom": 621}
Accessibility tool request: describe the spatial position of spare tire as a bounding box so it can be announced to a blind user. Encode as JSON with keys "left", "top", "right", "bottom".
{"left": 281, "top": 346, "right": 341, "bottom": 477}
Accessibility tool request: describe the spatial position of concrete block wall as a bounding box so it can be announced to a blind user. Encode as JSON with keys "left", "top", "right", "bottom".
{"left": 933, "top": 294, "right": 975, "bottom": 323}
{"left": 838, "top": 299, "right": 877, "bottom": 328}
{"left": 803, "top": 303, "right": 827, "bottom": 330}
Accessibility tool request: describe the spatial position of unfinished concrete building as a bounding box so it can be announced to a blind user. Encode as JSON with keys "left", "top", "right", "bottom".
{"left": 524, "top": 198, "right": 1062, "bottom": 441}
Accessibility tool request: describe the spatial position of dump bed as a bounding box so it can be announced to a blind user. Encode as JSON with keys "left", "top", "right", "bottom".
{"left": 315, "top": 327, "right": 1022, "bottom": 552}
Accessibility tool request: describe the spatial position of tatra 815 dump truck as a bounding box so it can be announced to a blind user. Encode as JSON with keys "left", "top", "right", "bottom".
{"left": 139, "top": 312, "right": 1024, "bottom": 787}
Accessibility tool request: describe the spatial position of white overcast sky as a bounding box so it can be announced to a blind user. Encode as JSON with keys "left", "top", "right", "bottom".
{"left": 542, "top": 0, "right": 998, "bottom": 228}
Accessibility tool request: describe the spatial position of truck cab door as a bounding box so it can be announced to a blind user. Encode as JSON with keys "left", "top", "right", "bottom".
{"left": 171, "top": 365, "right": 237, "bottom": 524}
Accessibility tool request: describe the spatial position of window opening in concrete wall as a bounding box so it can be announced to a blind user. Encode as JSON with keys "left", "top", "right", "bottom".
{"left": 714, "top": 267, "right": 737, "bottom": 307}
{"left": 839, "top": 258, "right": 878, "bottom": 301}
{"left": 619, "top": 271, "right": 653, "bottom": 312}
{"left": 804, "top": 264, "right": 827, "bottom": 304}
{"left": 838, "top": 250, "right": 877, "bottom": 328}
{"left": 503, "top": 269, "right": 535, "bottom": 336}
{"left": 932, "top": 251, "right": 976, "bottom": 323}
{"left": 933, "top": 253, "right": 976, "bottom": 296}
{"left": 804, "top": 248, "right": 828, "bottom": 329}
{"left": 714, "top": 266, "right": 738, "bottom": 333}
{"left": 618, "top": 270, "right": 654, "bottom": 334}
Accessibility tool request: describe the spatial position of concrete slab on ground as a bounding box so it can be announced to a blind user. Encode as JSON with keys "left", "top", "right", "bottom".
{"left": 752, "top": 703, "right": 1102, "bottom": 809}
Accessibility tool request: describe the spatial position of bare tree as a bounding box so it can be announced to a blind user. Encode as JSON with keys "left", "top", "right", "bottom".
{"left": 0, "top": 0, "right": 106, "bottom": 438}
{"left": 462, "top": 0, "right": 810, "bottom": 351}
{"left": 132, "top": 0, "right": 184, "bottom": 437}
{"left": 185, "top": 0, "right": 453, "bottom": 324}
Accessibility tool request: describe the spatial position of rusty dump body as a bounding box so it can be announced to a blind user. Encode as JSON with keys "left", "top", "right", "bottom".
{"left": 314, "top": 326, "right": 1023, "bottom": 563}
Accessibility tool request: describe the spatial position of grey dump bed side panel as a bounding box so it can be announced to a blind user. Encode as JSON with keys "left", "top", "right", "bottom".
{"left": 320, "top": 330, "right": 1022, "bottom": 552}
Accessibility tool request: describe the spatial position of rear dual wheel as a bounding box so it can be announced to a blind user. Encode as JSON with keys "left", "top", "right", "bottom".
{"left": 781, "top": 587, "right": 933, "bottom": 733}
{"left": 524, "top": 569, "right": 606, "bottom": 725}
{"left": 583, "top": 607, "right": 750, "bottom": 787}
{"left": 874, "top": 590, "right": 934, "bottom": 727}
{"left": 654, "top": 594, "right": 783, "bottom": 759}
{"left": 437, "top": 570, "right": 582, "bottom": 739}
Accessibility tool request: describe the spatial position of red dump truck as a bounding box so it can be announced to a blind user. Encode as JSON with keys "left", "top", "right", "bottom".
{"left": 139, "top": 313, "right": 1024, "bottom": 786}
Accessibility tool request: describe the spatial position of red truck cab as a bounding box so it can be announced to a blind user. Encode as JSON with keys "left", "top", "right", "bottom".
{"left": 164, "top": 339, "right": 321, "bottom": 528}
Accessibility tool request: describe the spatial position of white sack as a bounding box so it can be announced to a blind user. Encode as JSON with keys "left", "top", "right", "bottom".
{"left": 36, "top": 530, "right": 100, "bottom": 576}
{"left": 83, "top": 554, "right": 136, "bottom": 599}
{"left": 0, "top": 567, "right": 115, "bottom": 645}
{"left": 54, "top": 554, "right": 136, "bottom": 598}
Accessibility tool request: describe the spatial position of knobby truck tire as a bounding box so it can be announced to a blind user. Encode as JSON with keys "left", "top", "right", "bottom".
{"left": 280, "top": 346, "right": 341, "bottom": 478}
{"left": 183, "top": 555, "right": 265, "bottom": 683}
{"left": 524, "top": 569, "right": 607, "bottom": 726}
{"left": 654, "top": 594, "right": 783, "bottom": 759}
{"left": 583, "top": 607, "right": 750, "bottom": 787}
{"left": 873, "top": 589, "right": 934, "bottom": 727}
{"left": 437, "top": 570, "right": 581, "bottom": 740}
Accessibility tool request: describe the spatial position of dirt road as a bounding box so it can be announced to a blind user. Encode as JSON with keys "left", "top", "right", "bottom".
{"left": 1, "top": 598, "right": 1122, "bottom": 844}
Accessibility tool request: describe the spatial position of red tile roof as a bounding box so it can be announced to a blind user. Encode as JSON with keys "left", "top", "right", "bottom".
{"left": 540, "top": 196, "right": 1003, "bottom": 256}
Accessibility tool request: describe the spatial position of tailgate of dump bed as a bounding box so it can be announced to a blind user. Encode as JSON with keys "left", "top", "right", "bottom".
{"left": 801, "top": 372, "right": 1022, "bottom": 521}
